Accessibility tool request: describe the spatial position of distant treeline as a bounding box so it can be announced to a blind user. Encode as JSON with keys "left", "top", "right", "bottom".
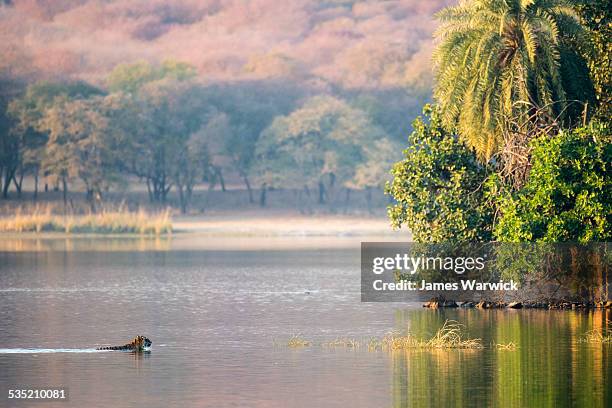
{"left": 0, "top": 60, "right": 420, "bottom": 213}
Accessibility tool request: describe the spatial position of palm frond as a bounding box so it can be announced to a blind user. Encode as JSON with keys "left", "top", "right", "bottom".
{"left": 433, "top": 0, "right": 590, "bottom": 160}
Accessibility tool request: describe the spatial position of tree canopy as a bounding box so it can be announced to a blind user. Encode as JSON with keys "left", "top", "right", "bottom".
{"left": 255, "top": 95, "right": 396, "bottom": 203}
{"left": 434, "top": 0, "right": 594, "bottom": 160}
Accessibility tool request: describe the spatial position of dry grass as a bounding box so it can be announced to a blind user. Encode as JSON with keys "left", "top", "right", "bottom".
{"left": 0, "top": 207, "right": 172, "bottom": 235}
{"left": 580, "top": 329, "right": 612, "bottom": 344}
{"left": 321, "top": 338, "right": 360, "bottom": 348}
{"left": 286, "top": 335, "right": 311, "bottom": 348}
{"left": 376, "top": 320, "right": 483, "bottom": 350}
{"left": 279, "top": 321, "right": 521, "bottom": 351}
{"left": 495, "top": 342, "right": 518, "bottom": 350}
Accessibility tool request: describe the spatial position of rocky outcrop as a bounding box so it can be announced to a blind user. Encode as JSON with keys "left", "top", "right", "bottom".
{"left": 423, "top": 299, "right": 611, "bottom": 310}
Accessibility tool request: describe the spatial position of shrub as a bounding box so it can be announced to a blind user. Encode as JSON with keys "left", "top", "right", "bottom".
{"left": 386, "top": 105, "right": 493, "bottom": 242}
{"left": 494, "top": 123, "right": 611, "bottom": 243}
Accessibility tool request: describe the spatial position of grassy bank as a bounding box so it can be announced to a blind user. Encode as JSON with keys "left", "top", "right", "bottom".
{"left": 0, "top": 208, "right": 172, "bottom": 235}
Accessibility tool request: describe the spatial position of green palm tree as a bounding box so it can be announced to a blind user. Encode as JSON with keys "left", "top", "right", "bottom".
{"left": 433, "top": 0, "right": 593, "bottom": 160}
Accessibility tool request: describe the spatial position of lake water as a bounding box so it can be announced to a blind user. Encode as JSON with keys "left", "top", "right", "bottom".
{"left": 0, "top": 241, "right": 609, "bottom": 407}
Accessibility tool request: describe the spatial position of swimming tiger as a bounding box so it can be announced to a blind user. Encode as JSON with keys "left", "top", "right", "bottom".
{"left": 96, "top": 336, "right": 152, "bottom": 352}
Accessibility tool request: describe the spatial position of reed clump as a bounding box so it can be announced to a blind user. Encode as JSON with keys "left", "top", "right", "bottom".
{"left": 495, "top": 342, "right": 518, "bottom": 350}
{"left": 377, "top": 320, "right": 483, "bottom": 350}
{"left": 322, "top": 338, "right": 360, "bottom": 348}
{"left": 580, "top": 329, "right": 612, "bottom": 344}
{"left": 287, "top": 335, "right": 311, "bottom": 348}
{"left": 0, "top": 208, "right": 172, "bottom": 235}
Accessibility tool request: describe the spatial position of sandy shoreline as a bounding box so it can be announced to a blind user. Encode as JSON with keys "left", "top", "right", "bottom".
{"left": 172, "top": 213, "right": 408, "bottom": 236}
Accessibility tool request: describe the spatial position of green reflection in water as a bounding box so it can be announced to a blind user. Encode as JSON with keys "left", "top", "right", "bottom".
{"left": 391, "top": 309, "right": 610, "bottom": 408}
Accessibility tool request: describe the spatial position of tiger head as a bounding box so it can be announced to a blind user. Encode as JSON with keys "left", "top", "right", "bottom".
{"left": 133, "top": 335, "right": 152, "bottom": 351}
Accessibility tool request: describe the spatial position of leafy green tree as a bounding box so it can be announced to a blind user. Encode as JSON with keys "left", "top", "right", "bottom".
{"left": 107, "top": 60, "right": 196, "bottom": 94}
{"left": 39, "top": 94, "right": 125, "bottom": 210}
{"left": 348, "top": 138, "right": 401, "bottom": 213}
{"left": 173, "top": 130, "right": 211, "bottom": 214}
{"left": 121, "top": 79, "right": 206, "bottom": 204}
{"left": 0, "top": 79, "right": 19, "bottom": 198}
{"left": 351, "top": 91, "right": 420, "bottom": 144}
{"left": 255, "top": 95, "right": 388, "bottom": 206}
{"left": 6, "top": 81, "right": 103, "bottom": 199}
{"left": 434, "top": 0, "right": 594, "bottom": 160}
{"left": 194, "top": 112, "right": 232, "bottom": 194}
{"left": 493, "top": 122, "right": 611, "bottom": 243}
{"left": 108, "top": 61, "right": 205, "bottom": 204}
{"left": 226, "top": 122, "right": 257, "bottom": 202}
{"left": 200, "top": 82, "right": 301, "bottom": 203}
{"left": 576, "top": 0, "right": 611, "bottom": 119}
{"left": 387, "top": 105, "right": 493, "bottom": 242}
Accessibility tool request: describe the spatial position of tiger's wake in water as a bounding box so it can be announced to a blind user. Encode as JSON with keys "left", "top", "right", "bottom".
{"left": 96, "top": 335, "right": 152, "bottom": 352}
{"left": 0, "top": 336, "right": 152, "bottom": 354}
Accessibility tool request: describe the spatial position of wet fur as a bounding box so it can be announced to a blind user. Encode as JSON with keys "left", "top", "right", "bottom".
{"left": 97, "top": 335, "right": 152, "bottom": 352}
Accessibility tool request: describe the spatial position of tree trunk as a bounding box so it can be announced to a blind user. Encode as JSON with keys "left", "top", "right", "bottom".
{"left": 343, "top": 188, "right": 351, "bottom": 214}
{"left": 2, "top": 166, "right": 15, "bottom": 198}
{"left": 12, "top": 172, "right": 23, "bottom": 198}
{"left": 318, "top": 180, "right": 326, "bottom": 204}
{"left": 94, "top": 190, "right": 102, "bottom": 213}
{"left": 302, "top": 185, "right": 312, "bottom": 214}
{"left": 242, "top": 173, "right": 254, "bottom": 204}
{"left": 178, "top": 185, "right": 187, "bottom": 214}
{"left": 61, "top": 177, "right": 68, "bottom": 212}
{"left": 366, "top": 186, "right": 373, "bottom": 214}
{"left": 186, "top": 185, "right": 193, "bottom": 213}
{"left": 329, "top": 173, "right": 336, "bottom": 188}
{"left": 33, "top": 172, "right": 39, "bottom": 201}
{"left": 162, "top": 182, "right": 172, "bottom": 203}
{"left": 87, "top": 190, "right": 96, "bottom": 213}
{"left": 86, "top": 187, "right": 100, "bottom": 213}
{"left": 294, "top": 189, "right": 300, "bottom": 213}
{"left": 259, "top": 183, "right": 267, "bottom": 207}
{"left": 202, "top": 176, "right": 218, "bottom": 211}
{"left": 217, "top": 168, "right": 226, "bottom": 192}
{"left": 146, "top": 179, "right": 154, "bottom": 202}
{"left": 1, "top": 179, "right": 8, "bottom": 199}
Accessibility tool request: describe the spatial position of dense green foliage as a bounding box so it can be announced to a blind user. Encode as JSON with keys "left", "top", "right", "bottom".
{"left": 255, "top": 95, "right": 400, "bottom": 204}
{"left": 5, "top": 81, "right": 104, "bottom": 199}
{"left": 576, "top": 0, "right": 611, "bottom": 119}
{"left": 493, "top": 123, "right": 611, "bottom": 243}
{"left": 107, "top": 60, "right": 197, "bottom": 94}
{"left": 39, "top": 95, "right": 126, "bottom": 209}
{"left": 387, "top": 105, "right": 493, "bottom": 242}
{"left": 434, "top": 0, "right": 594, "bottom": 159}
{"left": 388, "top": 0, "right": 610, "bottom": 244}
